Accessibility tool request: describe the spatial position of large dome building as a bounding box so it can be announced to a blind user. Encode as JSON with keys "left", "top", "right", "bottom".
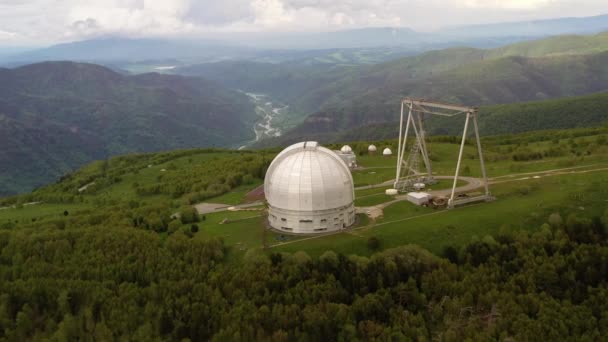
{"left": 264, "top": 141, "right": 356, "bottom": 234}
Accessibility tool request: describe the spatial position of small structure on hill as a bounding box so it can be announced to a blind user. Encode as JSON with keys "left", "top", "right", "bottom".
{"left": 335, "top": 145, "right": 357, "bottom": 168}
{"left": 264, "top": 141, "right": 356, "bottom": 234}
{"left": 406, "top": 192, "right": 431, "bottom": 206}
{"left": 385, "top": 189, "right": 398, "bottom": 196}
{"left": 368, "top": 144, "right": 377, "bottom": 154}
{"left": 383, "top": 148, "right": 393, "bottom": 157}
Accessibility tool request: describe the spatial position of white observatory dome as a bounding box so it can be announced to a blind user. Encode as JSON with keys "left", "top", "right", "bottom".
{"left": 264, "top": 141, "right": 356, "bottom": 234}
{"left": 368, "top": 144, "right": 377, "bottom": 152}
{"left": 340, "top": 145, "right": 353, "bottom": 153}
{"left": 383, "top": 147, "right": 393, "bottom": 156}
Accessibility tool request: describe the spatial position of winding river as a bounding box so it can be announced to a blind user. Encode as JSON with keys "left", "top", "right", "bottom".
{"left": 239, "top": 93, "right": 289, "bottom": 149}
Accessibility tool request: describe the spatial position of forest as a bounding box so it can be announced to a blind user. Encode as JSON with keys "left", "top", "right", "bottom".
{"left": 0, "top": 210, "right": 607, "bottom": 340}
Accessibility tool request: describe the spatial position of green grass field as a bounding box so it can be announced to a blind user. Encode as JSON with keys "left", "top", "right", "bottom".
{"left": 2, "top": 131, "right": 607, "bottom": 261}
{"left": 0, "top": 203, "right": 91, "bottom": 224}
{"left": 271, "top": 169, "right": 608, "bottom": 256}
{"left": 177, "top": 159, "right": 608, "bottom": 260}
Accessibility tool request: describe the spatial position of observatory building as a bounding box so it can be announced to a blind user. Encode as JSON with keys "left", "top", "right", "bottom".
{"left": 368, "top": 144, "right": 377, "bottom": 154}
{"left": 335, "top": 145, "right": 357, "bottom": 168}
{"left": 383, "top": 147, "right": 393, "bottom": 156}
{"left": 264, "top": 141, "right": 356, "bottom": 234}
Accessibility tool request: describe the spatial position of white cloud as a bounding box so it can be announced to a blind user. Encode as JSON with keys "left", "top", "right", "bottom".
{"left": 460, "top": 0, "right": 556, "bottom": 10}
{"left": 0, "top": 30, "right": 17, "bottom": 38}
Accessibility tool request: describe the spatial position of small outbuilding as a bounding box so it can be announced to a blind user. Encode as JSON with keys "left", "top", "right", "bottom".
{"left": 406, "top": 192, "right": 431, "bottom": 206}
{"left": 335, "top": 145, "right": 357, "bottom": 168}
{"left": 368, "top": 144, "right": 377, "bottom": 154}
{"left": 385, "top": 189, "right": 398, "bottom": 196}
{"left": 383, "top": 148, "right": 393, "bottom": 157}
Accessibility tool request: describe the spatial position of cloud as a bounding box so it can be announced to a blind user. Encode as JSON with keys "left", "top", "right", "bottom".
{"left": 461, "top": 0, "right": 556, "bottom": 10}
{"left": 0, "top": 30, "right": 17, "bottom": 38}
{"left": 0, "top": 0, "right": 605, "bottom": 44}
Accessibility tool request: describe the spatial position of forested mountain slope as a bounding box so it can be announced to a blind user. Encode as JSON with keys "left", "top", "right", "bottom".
{"left": 255, "top": 92, "right": 608, "bottom": 146}
{"left": 252, "top": 50, "right": 608, "bottom": 146}
{"left": 176, "top": 31, "right": 608, "bottom": 114}
{"left": 0, "top": 62, "right": 257, "bottom": 195}
{"left": 486, "top": 31, "right": 608, "bottom": 58}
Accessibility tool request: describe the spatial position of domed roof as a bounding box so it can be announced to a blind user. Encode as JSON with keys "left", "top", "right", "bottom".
{"left": 383, "top": 147, "right": 393, "bottom": 155}
{"left": 340, "top": 145, "right": 352, "bottom": 153}
{"left": 265, "top": 142, "right": 354, "bottom": 212}
{"left": 368, "top": 144, "right": 377, "bottom": 151}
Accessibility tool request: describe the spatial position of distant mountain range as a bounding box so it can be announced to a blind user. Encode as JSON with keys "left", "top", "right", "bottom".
{"left": 3, "top": 14, "right": 607, "bottom": 65}
{"left": 216, "top": 13, "right": 608, "bottom": 49}
{"left": 0, "top": 62, "right": 257, "bottom": 195}
{"left": 440, "top": 13, "right": 608, "bottom": 38}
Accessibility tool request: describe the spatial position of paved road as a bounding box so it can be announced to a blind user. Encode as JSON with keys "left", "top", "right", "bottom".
{"left": 195, "top": 175, "right": 485, "bottom": 216}
{"left": 194, "top": 201, "right": 263, "bottom": 215}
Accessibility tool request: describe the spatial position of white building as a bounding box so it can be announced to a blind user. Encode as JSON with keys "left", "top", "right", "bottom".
{"left": 383, "top": 147, "right": 393, "bottom": 156}
{"left": 368, "top": 144, "right": 377, "bottom": 154}
{"left": 264, "top": 141, "right": 356, "bottom": 234}
{"left": 340, "top": 145, "right": 352, "bottom": 153}
{"left": 335, "top": 145, "right": 357, "bottom": 168}
{"left": 406, "top": 192, "right": 431, "bottom": 206}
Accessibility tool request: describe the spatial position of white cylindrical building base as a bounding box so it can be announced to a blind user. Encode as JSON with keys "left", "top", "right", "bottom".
{"left": 268, "top": 203, "right": 356, "bottom": 234}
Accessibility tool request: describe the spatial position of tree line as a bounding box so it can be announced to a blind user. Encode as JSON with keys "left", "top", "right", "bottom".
{"left": 1, "top": 209, "right": 607, "bottom": 340}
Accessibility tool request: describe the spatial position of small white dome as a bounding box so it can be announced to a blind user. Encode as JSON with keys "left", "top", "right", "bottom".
{"left": 340, "top": 145, "right": 353, "bottom": 153}
{"left": 368, "top": 144, "right": 377, "bottom": 152}
{"left": 383, "top": 148, "right": 393, "bottom": 156}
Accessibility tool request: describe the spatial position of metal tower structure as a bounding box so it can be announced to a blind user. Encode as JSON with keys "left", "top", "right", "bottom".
{"left": 394, "top": 98, "right": 492, "bottom": 208}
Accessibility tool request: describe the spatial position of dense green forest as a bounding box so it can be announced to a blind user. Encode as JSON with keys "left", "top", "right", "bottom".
{"left": 1, "top": 208, "right": 607, "bottom": 340}
{"left": 0, "top": 61, "right": 258, "bottom": 196}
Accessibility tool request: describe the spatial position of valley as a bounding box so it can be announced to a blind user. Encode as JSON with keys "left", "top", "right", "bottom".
{"left": 240, "top": 93, "right": 290, "bottom": 149}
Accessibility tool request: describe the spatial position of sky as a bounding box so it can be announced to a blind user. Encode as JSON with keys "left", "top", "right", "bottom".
{"left": 0, "top": 0, "right": 606, "bottom": 46}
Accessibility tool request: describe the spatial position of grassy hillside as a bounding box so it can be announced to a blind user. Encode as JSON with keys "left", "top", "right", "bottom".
{"left": 487, "top": 31, "right": 608, "bottom": 58}
{"left": 0, "top": 62, "right": 258, "bottom": 195}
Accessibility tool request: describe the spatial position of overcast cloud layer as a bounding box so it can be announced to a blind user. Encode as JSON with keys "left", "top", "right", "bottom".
{"left": 0, "top": 0, "right": 606, "bottom": 45}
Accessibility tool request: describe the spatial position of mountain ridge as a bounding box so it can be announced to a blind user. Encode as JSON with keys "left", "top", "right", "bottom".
{"left": 0, "top": 61, "right": 257, "bottom": 195}
{"left": 4, "top": 13, "right": 608, "bottom": 64}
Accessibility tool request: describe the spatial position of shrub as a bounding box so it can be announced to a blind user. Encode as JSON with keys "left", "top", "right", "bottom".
{"left": 191, "top": 224, "right": 199, "bottom": 233}
{"left": 367, "top": 237, "right": 381, "bottom": 251}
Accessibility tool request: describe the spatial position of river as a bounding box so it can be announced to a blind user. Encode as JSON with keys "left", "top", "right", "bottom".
{"left": 239, "top": 93, "right": 289, "bottom": 149}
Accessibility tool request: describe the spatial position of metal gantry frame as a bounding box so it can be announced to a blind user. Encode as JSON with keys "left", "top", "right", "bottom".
{"left": 394, "top": 98, "right": 492, "bottom": 208}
